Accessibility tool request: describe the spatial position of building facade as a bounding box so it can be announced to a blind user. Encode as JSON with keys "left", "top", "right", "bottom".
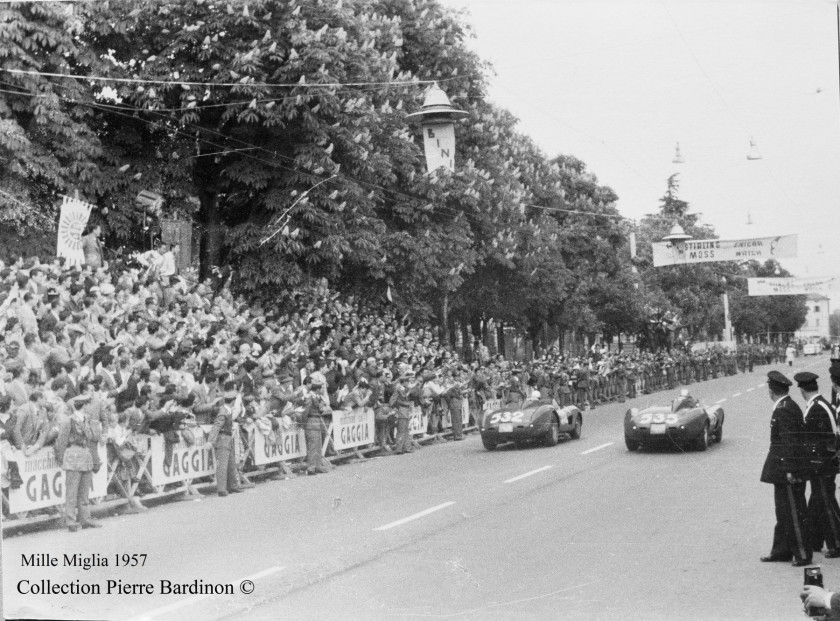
{"left": 795, "top": 294, "right": 831, "bottom": 340}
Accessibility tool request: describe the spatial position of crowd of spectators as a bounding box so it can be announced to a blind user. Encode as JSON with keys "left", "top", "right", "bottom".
{"left": 0, "top": 246, "right": 793, "bottom": 516}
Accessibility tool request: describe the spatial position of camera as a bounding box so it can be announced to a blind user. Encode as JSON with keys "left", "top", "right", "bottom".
{"left": 805, "top": 566, "right": 826, "bottom": 618}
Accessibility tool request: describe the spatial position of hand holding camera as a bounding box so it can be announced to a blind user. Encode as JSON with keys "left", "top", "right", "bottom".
{"left": 801, "top": 566, "right": 828, "bottom": 618}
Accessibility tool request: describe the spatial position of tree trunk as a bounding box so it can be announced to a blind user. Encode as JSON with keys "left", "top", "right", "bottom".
{"left": 441, "top": 290, "right": 450, "bottom": 348}
{"left": 199, "top": 191, "right": 222, "bottom": 281}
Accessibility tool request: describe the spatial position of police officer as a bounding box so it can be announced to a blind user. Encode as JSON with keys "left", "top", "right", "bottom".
{"left": 760, "top": 370, "right": 811, "bottom": 566}
{"left": 206, "top": 383, "right": 243, "bottom": 496}
{"left": 54, "top": 394, "right": 102, "bottom": 531}
{"left": 300, "top": 377, "right": 333, "bottom": 475}
{"left": 389, "top": 369, "right": 416, "bottom": 454}
{"left": 795, "top": 371, "right": 840, "bottom": 557}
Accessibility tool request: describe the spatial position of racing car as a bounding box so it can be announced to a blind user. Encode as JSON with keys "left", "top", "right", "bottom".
{"left": 624, "top": 390, "right": 724, "bottom": 452}
{"left": 480, "top": 392, "right": 582, "bottom": 450}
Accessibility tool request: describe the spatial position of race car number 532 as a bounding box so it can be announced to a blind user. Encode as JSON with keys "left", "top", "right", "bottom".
{"left": 490, "top": 411, "right": 524, "bottom": 424}
{"left": 639, "top": 413, "right": 678, "bottom": 425}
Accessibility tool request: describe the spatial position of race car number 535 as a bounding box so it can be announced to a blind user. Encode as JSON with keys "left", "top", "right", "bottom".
{"left": 639, "top": 413, "right": 678, "bottom": 425}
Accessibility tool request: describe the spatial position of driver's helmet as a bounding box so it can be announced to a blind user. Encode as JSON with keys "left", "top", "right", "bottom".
{"left": 530, "top": 390, "right": 541, "bottom": 401}
{"left": 672, "top": 389, "right": 698, "bottom": 412}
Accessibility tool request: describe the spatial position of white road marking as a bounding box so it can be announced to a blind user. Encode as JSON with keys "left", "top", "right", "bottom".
{"left": 732, "top": 392, "right": 742, "bottom": 397}
{"left": 126, "top": 566, "right": 284, "bottom": 621}
{"left": 581, "top": 442, "right": 614, "bottom": 455}
{"left": 746, "top": 388, "right": 755, "bottom": 393}
{"left": 756, "top": 383, "right": 765, "bottom": 388}
{"left": 373, "top": 502, "right": 456, "bottom": 531}
{"left": 504, "top": 465, "right": 553, "bottom": 483}
{"left": 716, "top": 398, "right": 727, "bottom": 404}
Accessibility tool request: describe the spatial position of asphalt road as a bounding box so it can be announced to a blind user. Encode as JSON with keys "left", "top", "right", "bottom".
{"left": 2, "top": 354, "right": 833, "bottom": 621}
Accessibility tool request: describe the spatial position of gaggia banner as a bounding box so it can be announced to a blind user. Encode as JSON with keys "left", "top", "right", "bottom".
{"left": 747, "top": 276, "right": 836, "bottom": 296}
{"left": 440, "top": 399, "right": 470, "bottom": 429}
{"left": 652, "top": 234, "right": 797, "bottom": 267}
{"left": 331, "top": 407, "right": 375, "bottom": 451}
{"left": 7, "top": 445, "right": 108, "bottom": 514}
{"left": 253, "top": 423, "right": 306, "bottom": 465}
{"left": 408, "top": 405, "right": 429, "bottom": 437}
{"left": 148, "top": 435, "right": 215, "bottom": 486}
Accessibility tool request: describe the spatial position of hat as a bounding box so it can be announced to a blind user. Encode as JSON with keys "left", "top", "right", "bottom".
{"left": 767, "top": 370, "right": 792, "bottom": 391}
{"left": 69, "top": 394, "right": 92, "bottom": 405}
{"left": 309, "top": 379, "right": 323, "bottom": 389}
{"left": 793, "top": 371, "right": 819, "bottom": 392}
{"left": 829, "top": 366, "right": 840, "bottom": 383}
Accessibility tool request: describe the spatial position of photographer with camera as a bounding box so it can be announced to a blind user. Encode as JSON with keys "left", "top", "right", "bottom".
{"left": 801, "top": 566, "right": 834, "bottom": 619}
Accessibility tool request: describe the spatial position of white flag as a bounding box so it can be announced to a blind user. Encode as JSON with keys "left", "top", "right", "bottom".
{"left": 56, "top": 195, "right": 93, "bottom": 268}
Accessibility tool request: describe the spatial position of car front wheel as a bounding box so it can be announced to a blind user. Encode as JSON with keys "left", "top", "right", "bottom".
{"left": 625, "top": 435, "right": 640, "bottom": 451}
{"left": 570, "top": 415, "right": 582, "bottom": 440}
{"left": 482, "top": 435, "right": 497, "bottom": 451}
{"left": 695, "top": 422, "right": 709, "bottom": 451}
{"left": 544, "top": 419, "right": 560, "bottom": 447}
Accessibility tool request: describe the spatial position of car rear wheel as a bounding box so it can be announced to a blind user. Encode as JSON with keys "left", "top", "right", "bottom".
{"left": 695, "top": 422, "right": 709, "bottom": 451}
{"left": 570, "top": 415, "right": 582, "bottom": 440}
{"left": 544, "top": 419, "right": 560, "bottom": 447}
{"left": 625, "top": 435, "right": 640, "bottom": 451}
{"left": 481, "top": 435, "right": 497, "bottom": 451}
{"left": 714, "top": 424, "right": 723, "bottom": 443}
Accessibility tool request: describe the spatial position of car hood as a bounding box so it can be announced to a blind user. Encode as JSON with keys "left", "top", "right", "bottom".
{"left": 627, "top": 406, "right": 706, "bottom": 426}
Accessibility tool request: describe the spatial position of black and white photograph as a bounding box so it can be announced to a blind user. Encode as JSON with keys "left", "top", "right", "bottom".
{"left": 2, "top": 0, "right": 840, "bottom": 619}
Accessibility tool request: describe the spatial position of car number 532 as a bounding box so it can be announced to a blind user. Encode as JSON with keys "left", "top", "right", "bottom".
{"left": 490, "top": 411, "right": 525, "bottom": 424}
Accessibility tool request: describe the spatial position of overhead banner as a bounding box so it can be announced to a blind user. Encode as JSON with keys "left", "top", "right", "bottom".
{"left": 748, "top": 276, "right": 837, "bottom": 297}
{"left": 56, "top": 195, "right": 94, "bottom": 268}
{"left": 652, "top": 234, "right": 797, "bottom": 267}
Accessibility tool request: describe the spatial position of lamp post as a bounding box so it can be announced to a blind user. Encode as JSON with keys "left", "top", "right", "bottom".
{"left": 406, "top": 84, "right": 469, "bottom": 347}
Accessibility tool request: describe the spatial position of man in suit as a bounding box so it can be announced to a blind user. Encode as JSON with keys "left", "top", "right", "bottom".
{"left": 795, "top": 371, "right": 840, "bottom": 557}
{"left": 760, "top": 370, "right": 812, "bottom": 566}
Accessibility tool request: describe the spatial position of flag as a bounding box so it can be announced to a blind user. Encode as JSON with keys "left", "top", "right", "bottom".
{"left": 57, "top": 195, "right": 93, "bottom": 268}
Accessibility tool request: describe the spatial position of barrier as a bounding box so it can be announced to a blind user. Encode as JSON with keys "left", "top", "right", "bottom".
{"left": 253, "top": 423, "right": 306, "bottom": 465}
{"left": 6, "top": 445, "right": 108, "bottom": 514}
{"left": 408, "top": 405, "right": 429, "bottom": 437}
{"left": 148, "top": 435, "right": 215, "bottom": 486}
{"left": 329, "top": 407, "right": 375, "bottom": 451}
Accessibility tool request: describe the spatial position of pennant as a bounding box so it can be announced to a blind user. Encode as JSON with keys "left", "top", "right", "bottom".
{"left": 386, "top": 286, "right": 393, "bottom": 302}
{"left": 57, "top": 195, "right": 94, "bottom": 268}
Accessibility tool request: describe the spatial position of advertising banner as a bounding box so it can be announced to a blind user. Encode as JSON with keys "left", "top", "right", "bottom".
{"left": 56, "top": 195, "right": 94, "bottom": 268}
{"left": 652, "top": 234, "right": 797, "bottom": 267}
{"left": 7, "top": 445, "right": 108, "bottom": 514}
{"left": 408, "top": 405, "right": 429, "bottom": 437}
{"left": 440, "top": 398, "right": 470, "bottom": 429}
{"left": 422, "top": 123, "right": 456, "bottom": 172}
{"left": 748, "top": 276, "right": 837, "bottom": 297}
{"left": 331, "top": 407, "right": 375, "bottom": 451}
{"left": 149, "top": 435, "right": 215, "bottom": 486}
{"left": 253, "top": 423, "right": 306, "bottom": 465}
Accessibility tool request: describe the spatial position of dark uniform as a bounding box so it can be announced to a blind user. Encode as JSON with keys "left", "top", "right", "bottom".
{"left": 795, "top": 372, "right": 840, "bottom": 556}
{"left": 760, "top": 371, "right": 811, "bottom": 566}
{"left": 54, "top": 397, "right": 101, "bottom": 531}
{"left": 389, "top": 373, "right": 416, "bottom": 454}
{"left": 301, "top": 382, "right": 333, "bottom": 475}
{"left": 207, "top": 397, "right": 242, "bottom": 496}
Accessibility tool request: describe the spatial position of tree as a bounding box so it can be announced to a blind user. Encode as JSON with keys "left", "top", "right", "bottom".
{"left": 0, "top": 2, "right": 106, "bottom": 236}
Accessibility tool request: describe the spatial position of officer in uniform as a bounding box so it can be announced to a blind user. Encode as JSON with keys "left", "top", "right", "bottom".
{"left": 54, "top": 394, "right": 102, "bottom": 531}
{"left": 300, "top": 378, "right": 333, "bottom": 475}
{"left": 760, "top": 370, "right": 811, "bottom": 566}
{"left": 795, "top": 371, "right": 840, "bottom": 557}
{"left": 206, "top": 384, "right": 243, "bottom": 496}
{"left": 389, "top": 370, "right": 416, "bottom": 454}
{"left": 504, "top": 369, "right": 526, "bottom": 405}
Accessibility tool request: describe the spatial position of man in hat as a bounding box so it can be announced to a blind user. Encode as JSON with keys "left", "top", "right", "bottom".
{"left": 54, "top": 393, "right": 102, "bottom": 531}
{"left": 389, "top": 370, "right": 417, "bottom": 454}
{"left": 760, "top": 370, "right": 812, "bottom": 566}
{"left": 794, "top": 371, "right": 840, "bottom": 557}
{"left": 300, "top": 377, "right": 332, "bottom": 475}
{"left": 205, "top": 382, "right": 243, "bottom": 496}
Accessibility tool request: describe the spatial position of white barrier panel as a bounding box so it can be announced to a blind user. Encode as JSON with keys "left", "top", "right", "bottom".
{"left": 7, "top": 444, "right": 108, "bottom": 514}
{"left": 253, "top": 423, "right": 306, "bottom": 465}
{"left": 440, "top": 398, "right": 470, "bottom": 429}
{"left": 149, "top": 435, "right": 215, "bottom": 485}
{"left": 332, "top": 407, "right": 375, "bottom": 450}
{"left": 408, "top": 405, "right": 429, "bottom": 436}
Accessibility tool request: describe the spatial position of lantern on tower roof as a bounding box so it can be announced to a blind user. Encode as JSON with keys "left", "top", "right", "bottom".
{"left": 405, "top": 83, "right": 469, "bottom": 173}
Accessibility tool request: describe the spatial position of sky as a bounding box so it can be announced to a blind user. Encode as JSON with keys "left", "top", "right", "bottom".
{"left": 439, "top": 0, "right": 840, "bottom": 307}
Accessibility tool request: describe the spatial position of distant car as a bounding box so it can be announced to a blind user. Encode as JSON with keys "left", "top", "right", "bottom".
{"left": 624, "top": 391, "right": 724, "bottom": 452}
{"left": 803, "top": 343, "right": 821, "bottom": 356}
{"left": 480, "top": 393, "right": 582, "bottom": 450}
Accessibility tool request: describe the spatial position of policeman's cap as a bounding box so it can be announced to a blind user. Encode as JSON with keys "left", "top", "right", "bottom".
{"left": 794, "top": 371, "right": 819, "bottom": 391}
{"left": 766, "top": 370, "right": 792, "bottom": 390}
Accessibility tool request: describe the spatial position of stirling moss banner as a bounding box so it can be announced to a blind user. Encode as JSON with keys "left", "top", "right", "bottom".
{"left": 748, "top": 276, "right": 837, "bottom": 296}
{"left": 652, "top": 235, "right": 797, "bottom": 267}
